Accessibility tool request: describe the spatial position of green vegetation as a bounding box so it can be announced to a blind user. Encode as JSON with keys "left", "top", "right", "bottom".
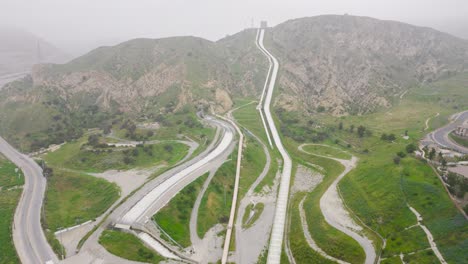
{"left": 403, "top": 249, "right": 440, "bottom": 263}
{"left": 113, "top": 109, "right": 215, "bottom": 145}
{"left": 44, "top": 135, "right": 189, "bottom": 173}
{"left": 287, "top": 193, "right": 336, "bottom": 264}
{"left": 197, "top": 150, "right": 236, "bottom": 238}
{"left": 0, "top": 79, "right": 120, "bottom": 152}
{"left": 291, "top": 151, "right": 366, "bottom": 263}
{"left": 154, "top": 173, "right": 208, "bottom": 248}
{"left": 449, "top": 132, "right": 468, "bottom": 148}
{"left": 380, "top": 256, "right": 404, "bottom": 264}
{"left": 232, "top": 102, "right": 279, "bottom": 192}
{"left": 0, "top": 155, "right": 22, "bottom": 263}
{"left": 44, "top": 169, "right": 119, "bottom": 231}
{"left": 320, "top": 74, "right": 468, "bottom": 263}
{"left": 383, "top": 227, "right": 429, "bottom": 257}
{"left": 0, "top": 189, "right": 22, "bottom": 263}
{"left": 99, "top": 230, "right": 164, "bottom": 263}
{"left": 301, "top": 144, "right": 352, "bottom": 160}
{"left": 242, "top": 203, "right": 265, "bottom": 229}
{"left": 0, "top": 157, "right": 23, "bottom": 188}
{"left": 239, "top": 136, "right": 267, "bottom": 196}
{"left": 445, "top": 172, "right": 468, "bottom": 202}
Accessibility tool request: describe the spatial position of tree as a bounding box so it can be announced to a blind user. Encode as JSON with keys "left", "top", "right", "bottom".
{"left": 43, "top": 167, "right": 54, "bottom": 178}
{"left": 441, "top": 158, "right": 447, "bottom": 168}
{"left": 393, "top": 156, "right": 401, "bottom": 165}
{"left": 397, "top": 151, "right": 406, "bottom": 158}
{"left": 357, "top": 125, "right": 366, "bottom": 138}
{"left": 87, "top": 134, "right": 100, "bottom": 147}
{"left": 381, "top": 133, "right": 388, "bottom": 140}
{"left": 406, "top": 143, "right": 417, "bottom": 153}
{"left": 123, "top": 156, "right": 133, "bottom": 165}
{"left": 428, "top": 148, "right": 436, "bottom": 160}
{"left": 349, "top": 125, "right": 355, "bottom": 133}
{"left": 132, "top": 148, "right": 139, "bottom": 157}
{"left": 387, "top": 134, "right": 396, "bottom": 141}
{"left": 164, "top": 144, "right": 173, "bottom": 153}
{"left": 338, "top": 122, "right": 343, "bottom": 130}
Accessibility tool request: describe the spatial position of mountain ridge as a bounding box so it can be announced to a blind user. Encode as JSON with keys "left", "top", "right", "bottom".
{"left": 1, "top": 15, "right": 468, "bottom": 149}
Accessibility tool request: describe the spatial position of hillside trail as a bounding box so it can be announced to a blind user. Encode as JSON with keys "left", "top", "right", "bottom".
{"left": 407, "top": 205, "right": 447, "bottom": 264}
{"left": 425, "top": 112, "right": 440, "bottom": 131}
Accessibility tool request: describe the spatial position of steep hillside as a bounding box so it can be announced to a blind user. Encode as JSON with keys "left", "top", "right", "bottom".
{"left": 267, "top": 15, "right": 468, "bottom": 115}
{"left": 0, "top": 30, "right": 265, "bottom": 150}
{"left": 1, "top": 15, "right": 468, "bottom": 150}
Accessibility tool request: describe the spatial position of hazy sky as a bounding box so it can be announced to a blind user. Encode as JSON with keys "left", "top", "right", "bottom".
{"left": 1, "top": 0, "right": 468, "bottom": 56}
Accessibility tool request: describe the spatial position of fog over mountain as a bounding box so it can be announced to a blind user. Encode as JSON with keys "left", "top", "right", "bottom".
{"left": 1, "top": 0, "right": 467, "bottom": 56}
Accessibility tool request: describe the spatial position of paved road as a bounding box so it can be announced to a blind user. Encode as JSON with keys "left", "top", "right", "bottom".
{"left": 0, "top": 71, "right": 28, "bottom": 90}
{"left": 430, "top": 110, "right": 468, "bottom": 154}
{"left": 256, "top": 27, "right": 293, "bottom": 264}
{"left": 0, "top": 136, "right": 58, "bottom": 264}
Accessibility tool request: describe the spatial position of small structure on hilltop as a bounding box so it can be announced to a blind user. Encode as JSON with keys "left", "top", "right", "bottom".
{"left": 454, "top": 121, "right": 468, "bottom": 138}
{"left": 260, "top": 21, "right": 268, "bottom": 28}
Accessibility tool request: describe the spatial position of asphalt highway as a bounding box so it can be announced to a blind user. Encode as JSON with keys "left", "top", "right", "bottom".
{"left": 430, "top": 110, "right": 468, "bottom": 154}
{"left": 0, "top": 136, "right": 58, "bottom": 264}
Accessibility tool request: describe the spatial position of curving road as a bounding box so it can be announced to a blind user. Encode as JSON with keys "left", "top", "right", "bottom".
{"left": 430, "top": 110, "right": 468, "bottom": 154}
{"left": 256, "top": 27, "right": 293, "bottom": 264}
{"left": 0, "top": 136, "right": 59, "bottom": 264}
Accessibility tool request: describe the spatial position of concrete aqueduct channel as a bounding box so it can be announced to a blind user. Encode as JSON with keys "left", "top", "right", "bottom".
{"left": 256, "top": 26, "right": 293, "bottom": 264}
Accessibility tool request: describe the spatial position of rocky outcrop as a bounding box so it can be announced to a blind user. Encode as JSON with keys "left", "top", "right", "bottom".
{"left": 268, "top": 15, "right": 468, "bottom": 115}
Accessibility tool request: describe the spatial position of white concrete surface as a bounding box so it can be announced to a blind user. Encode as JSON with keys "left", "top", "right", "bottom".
{"left": 254, "top": 28, "right": 274, "bottom": 148}
{"left": 119, "top": 127, "right": 233, "bottom": 225}
{"left": 256, "top": 27, "right": 293, "bottom": 264}
{"left": 137, "top": 232, "right": 180, "bottom": 260}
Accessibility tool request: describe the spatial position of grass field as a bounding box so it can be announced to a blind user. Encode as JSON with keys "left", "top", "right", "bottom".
{"left": 449, "top": 132, "right": 468, "bottom": 148}
{"left": 44, "top": 136, "right": 189, "bottom": 173}
{"left": 287, "top": 147, "right": 367, "bottom": 263}
{"left": 239, "top": 136, "right": 267, "bottom": 197}
{"left": 44, "top": 169, "right": 120, "bottom": 231}
{"left": 154, "top": 173, "right": 208, "bottom": 248}
{"left": 301, "top": 144, "right": 352, "bottom": 160}
{"left": 330, "top": 74, "right": 468, "bottom": 263}
{"left": 242, "top": 202, "right": 265, "bottom": 229}
{"left": 99, "top": 230, "right": 164, "bottom": 263}
{"left": 232, "top": 102, "right": 279, "bottom": 193}
{"left": 0, "top": 155, "right": 22, "bottom": 263}
{"left": 287, "top": 193, "right": 337, "bottom": 264}
{"left": 0, "top": 157, "right": 24, "bottom": 188}
{"left": 197, "top": 150, "right": 236, "bottom": 238}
